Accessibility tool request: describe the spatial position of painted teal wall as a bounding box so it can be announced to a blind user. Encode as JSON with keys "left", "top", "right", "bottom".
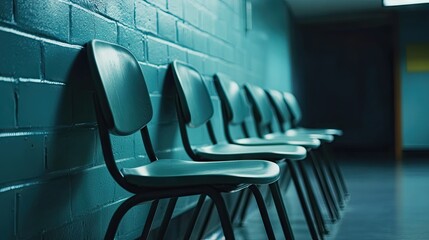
{"left": 400, "top": 11, "right": 429, "bottom": 149}
{"left": 248, "top": 0, "right": 294, "bottom": 92}
{"left": 0, "top": 0, "right": 295, "bottom": 238}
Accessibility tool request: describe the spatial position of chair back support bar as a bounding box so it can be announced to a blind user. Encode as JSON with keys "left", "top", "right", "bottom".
{"left": 214, "top": 73, "right": 251, "bottom": 125}
{"left": 243, "top": 83, "right": 275, "bottom": 133}
{"left": 88, "top": 40, "right": 153, "bottom": 136}
{"left": 171, "top": 60, "right": 214, "bottom": 128}
{"left": 283, "top": 92, "right": 303, "bottom": 127}
{"left": 266, "top": 89, "right": 293, "bottom": 132}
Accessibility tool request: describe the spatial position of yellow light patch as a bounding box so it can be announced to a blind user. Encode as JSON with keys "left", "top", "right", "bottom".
{"left": 407, "top": 43, "right": 429, "bottom": 72}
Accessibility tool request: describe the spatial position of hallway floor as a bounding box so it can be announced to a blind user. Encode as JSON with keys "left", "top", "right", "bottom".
{"left": 231, "top": 153, "right": 429, "bottom": 240}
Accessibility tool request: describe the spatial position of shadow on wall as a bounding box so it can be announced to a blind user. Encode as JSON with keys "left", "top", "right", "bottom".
{"left": 16, "top": 47, "right": 101, "bottom": 238}
{"left": 150, "top": 65, "right": 181, "bottom": 158}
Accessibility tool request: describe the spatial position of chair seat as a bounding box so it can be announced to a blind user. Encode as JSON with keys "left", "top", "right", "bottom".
{"left": 235, "top": 136, "right": 320, "bottom": 149}
{"left": 122, "top": 159, "right": 280, "bottom": 188}
{"left": 195, "top": 143, "right": 307, "bottom": 162}
{"left": 277, "top": 130, "right": 335, "bottom": 143}
{"left": 292, "top": 127, "right": 343, "bottom": 136}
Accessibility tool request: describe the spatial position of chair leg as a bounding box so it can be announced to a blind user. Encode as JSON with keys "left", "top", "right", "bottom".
{"left": 332, "top": 157, "right": 349, "bottom": 198}
{"left": 297, "top": 160, "right": 329, "bottom": 237}
{"left": 156, "top": 197, "right": 178, "bottom": 239}
{"left": 183, "top": 195, "right": 206, "bottom": 240}
{"left": 319, "top": 152, "right": 345, "bottom": 208}
{"left": 238, "top": 189, "right": 253, "bottom": 225}
{"left": 231, "top": 190, "right": 246, "bottom": 224}
{"left": 309, "top": 151, "right": 340, "bottom": 222}
{"left": 249, "top": 185, "right": 276, "bottom": 240}
{"left": 287, "top": 160, "right": 321, "bottom": 240}
{"left": 322, "top": 146, "right": 349, "bottom": 199}
{"left": 106, "top": 195, "right": 150, "bottom": 240}
{"left": 197, "top": 200, "right": 215, "bottom": 240}
{"left": 269, "top": 182, "right": 295, "bottom": 240}
{"left": 281, "top": 166, "right": 293, "bottom": 190}
{"left": 206, "top": 190, "right": 236, "bottom": 240}
{"left": 140, "top": 199, "right": 159, "bottom": 239}
{"left": 314, "top": 151, "right": 342, "bottom": 215}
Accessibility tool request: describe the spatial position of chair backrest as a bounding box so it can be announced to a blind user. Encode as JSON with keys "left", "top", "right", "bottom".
{"left": 214, "top": 73, "right": 251, "bottom": 125}
{"left": 266, "top": 89, "right": 293, "bottom": 129}
{"left": 243, "top": 83, "right": 274, "bottom": 128}
{"left": 171, "top": 60, "right": 213, "bottom": 128}
{"left": 283, "top": 92, "right": 302, "bottom": 127}
{"left": 88, "top": 39, "right": 152, "bottom": 135}
{"left": 88, "top": 39, "right": 153, "bottom": 192}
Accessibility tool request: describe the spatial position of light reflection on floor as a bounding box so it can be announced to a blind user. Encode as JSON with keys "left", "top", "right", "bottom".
{"left": 232, "top": 153, "right": 429, "bottom": 240}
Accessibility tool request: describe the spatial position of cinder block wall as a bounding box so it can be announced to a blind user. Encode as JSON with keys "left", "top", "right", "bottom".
{"left": 0, "top": 0, "right": 294, "bottom": 238}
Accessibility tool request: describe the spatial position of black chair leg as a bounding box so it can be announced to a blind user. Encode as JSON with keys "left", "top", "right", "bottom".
{"left": 314, "top": 151, "right": 342, "bottom": 216}
{"left": 322, "top": 146, "right": 349, "bottom": 199}
{"left": 297, "top": 160, "right": 329, "bottom": 237}
{"left": 183, "top": 195, "right": 206, "bottom": 240}
{"left": 332, "top": 157, "right": 349, "bottom": 199}
{"left": 106, "top": 195, "right": 149, "bottom": 239}
{"left": 310, "top": 151, "right": 340, "bottom": 222}
{"left": 157, "top": 197, "right": 178, "bottom": 239}
{"left": 197, "top": 200, "right": 215, "bottom": 239}
{"left": 319, "top": 152, "right": 345, "bottom": 208}
{"left": 288, "top": 160, "right": 321, "bottom": 240}
{"left": 206, "top": 190, "right": 235, "bottom": 240}
{"left": 281, "top": 166, "right": 292, "bottom": 190}
{"left": 238, "top": 189, "right": 253, "bottom": 225}
{"left": 231, "top": 190, "right": 246, "bottom": 224}
{"left": 249, "top": 185, "right": 276, "bottom": 240}
{"left": 140, "top": 199, "right": 159, "bottom": 239}
{"left": 269, "top": 182, "right": 295, "bottom": 240}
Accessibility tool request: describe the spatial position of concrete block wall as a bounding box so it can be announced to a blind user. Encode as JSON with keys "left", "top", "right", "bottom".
{"left": 0, "top": 0, "right": 294, "bottom": 238}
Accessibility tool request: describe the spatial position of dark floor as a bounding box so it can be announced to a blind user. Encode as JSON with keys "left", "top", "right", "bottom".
{"left": 221, "top": 153, "right": 429, "bottom": 240}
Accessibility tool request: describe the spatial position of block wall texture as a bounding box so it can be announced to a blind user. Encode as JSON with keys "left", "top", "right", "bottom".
{"left": 0, "top": 0, "right": 294, "bottom": 238}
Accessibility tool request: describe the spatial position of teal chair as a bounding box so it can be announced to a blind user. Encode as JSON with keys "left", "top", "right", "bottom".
{"left": 214, "top": 73, "right": 321, "bottom": 148}
{"left": 170, "top": 60, "right": 322, "bottom": 240}
{"left": 266, "top": 89, "right": 349, "bottom": 206}
{"left": 244, "top": 84, "right": 334, "bottom": 143}
{"left": 281, "top": 91, "right": 348, "bottom": 199}
{"left": 87, "top": 39, "right": 285, "bottom": 240}
{"left": 244, "top": 83, "right": 345, "bottom": 213}
{"left": 283, "top": 92, "right": 343, "bottom": 137}
{"left": 213, "top": 74, "right": 337, "bottom": 237}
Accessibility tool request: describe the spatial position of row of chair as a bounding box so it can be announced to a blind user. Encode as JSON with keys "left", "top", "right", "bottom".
{"left": 214, "top": 73, "right": 349, "bottom": 237}
{"left": 87, "top": 39, "right": 348, "bottom": 240}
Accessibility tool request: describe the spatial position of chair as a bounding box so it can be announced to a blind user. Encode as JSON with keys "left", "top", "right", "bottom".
{"left": 244, "top": 83, "right": 346, "bottom": 210}
{"left": 244, "top": 84, "right": 333, "bottom": 143}
{"left": 266, "top": 89, "right": 349, "bottom": 207}
{"left": 283, "top": 92, "right": 343, "bottom": 137}
{"left": 87, "top": 39, "right": 284, "bottom": 240}
{"left": 282, "top": 92, "right": 349, "bottom": 200}
{"left": 213, "top": 73, "right": 339, "bottom": 236}
{"left": 170, "top": 60, "right": 322, "bottom": 240}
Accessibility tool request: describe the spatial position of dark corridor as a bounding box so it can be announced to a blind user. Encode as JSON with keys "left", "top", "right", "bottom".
{"left": 296, "top": 22, "right": 395, "bottom": 151}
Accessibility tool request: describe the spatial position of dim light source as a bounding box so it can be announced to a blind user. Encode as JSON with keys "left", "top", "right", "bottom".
{"left": 384, "top": 0, "right": 429, "bottom": 6}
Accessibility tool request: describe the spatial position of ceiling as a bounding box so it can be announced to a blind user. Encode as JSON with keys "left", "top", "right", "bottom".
{"left": 284, "top": 0, "right": 385, "bottom": 19}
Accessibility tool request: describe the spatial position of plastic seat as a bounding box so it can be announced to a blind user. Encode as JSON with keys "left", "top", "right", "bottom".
{"left": 87, "top": 39, "right": 283, "bottom": 240}
{"left": 122, "top": 159, "right": 279, "bottom": 187}
{"left": 170, "top": 60, "right": 324, "bottom": 240}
